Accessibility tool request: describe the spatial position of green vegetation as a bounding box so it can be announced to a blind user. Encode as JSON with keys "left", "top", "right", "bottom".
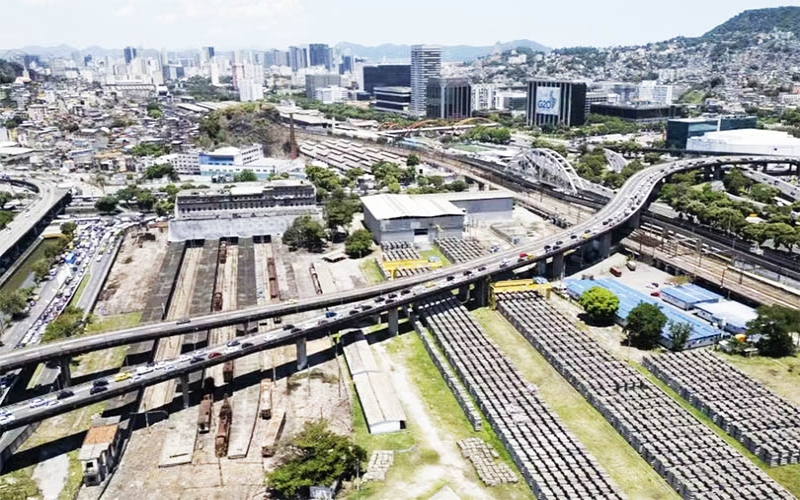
{"left": 344, "top": 229, "right": 373, "bottom": 258}
{"left": 462, "top": 126, "right": 512, "bottom": 144}
{"left": 146, "top": 101, "right": 162, "bottom": 119}
{"left": 667, "top": 321, "right": 692, "bottom": 352}
{"left": 0, "top": 59, "right": 23, "bottom": 84}
{"left": 0, "top": 467, "right": 40, "bottom": 500}
{"left": 196, "top": 102, "right": 284, "bottom": 151}
{"left": 677, "top": 89, "right": 707, "bottom": 105}
{"left": 181, "top": 76, "right": 237, "bottom": 101}
{"left": 579, "top": 286, "right": 619, "bottom": 324}
{"left": 624, "top": 303, "right": 667, "bottom": 350}
{"left": 747, "top": 305, "right": 800, "bottom": 358}
{"left": 406, "top": 153, "right": 420, "bottom": 167}
{"left": 86, "top": 312, "right": 143, "bottom": 335}
{"left": 660, "top": 173, "right": 800, "bottom": 252}
{"left": 233, "top": 169, "right": 258, "bottom": 183}
{"left": 68, "top": 272, "right": 91, "bottom": 308}
{"left": 722, "top": 168, "right": 753, "bottom": 195}
{"left": 142, "top": 163, "right": 179, "bottom": 181}
{"left": 420, "top": 248, "right": 451, "bottom": 266}
{"left": 473, "top": 309, "right": 677, "bottom": 499}
{"left": 0, "top": 210, "right": 14, "bottom": 230}
{"left": 0, "top": 289, "right": 29, "bottom": 317}
{"left": 358, "top": 259, "right": 384, "bottom": 284}
{"left": 94, "top": 196, "right": 118, "bottom": 214}
{"left": 324, "top": 189, "right": 361, "bottom": 232}
{"left": 0, "top": 191, "right": 11, "bottom": 209}
{"left": 31, "top": 258, "right": 51, "bottom": 281}
{"left": 282, "top": 216, "right": 326, "bottom": 252}
{"left": 42, "top": 306, "right": 90, "bottom": 343}
{"left": 575, "top": 148, "right": 645, "bottom": 189}
{"left": 704, "top": 6, "right": 800, "bottom": 39}
{"left": 129, "top": 143, "right": 170, "bottom": 158}
{"left": 531, "top": 137, "right": 568, "bottom": 157}
{"left": 279, "top": 95, "right": 414, "bottom": 126}
{"left": 266, "top": 419, "right": 366, "bottom": 499}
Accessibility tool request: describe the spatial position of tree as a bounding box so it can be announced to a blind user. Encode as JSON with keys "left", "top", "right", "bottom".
{"left": 448, "top": 180, "right": 468, "bottom": 192}
{"left": 578, "top": 286, "right": 619, "bottom": 324}
{"left": 324, "top": 189, "right": 360, "bottom": 232}
{"left": 233, "top": 169, "right": 258, "bottom": 183}
{"left": 59, "top": 221, "right": 77, "bottom": 239}
{"left": 142, "top": 163, "right": 179, "bottom": 181}
{"left": 668, "top": 321, "right": 693, "bottom": 352}
{"left": 0, "top": 290, "right": 28, "bottom": 317}
{"left": 136, "top": 191, "right": 156, "bottom": 211}
{"left": 624, "top": 303, "right": 667, "bottom": 350}
{"left": 31, "top": 258, "right": 51, "bottom": 281}
{"left": 95, "top": 196, "right": 118, "bottom": 214}
{"left": 764, "top": 222, "right": 799, "bottom": 251}
{"left": 154, "top": 200, "right": 173, "bottom": 217}
{"left": 0, "top": 191, "right": 11, "bottom": 209}
{"left": 266, "top": 420, "right": 366, "bottom": 499}
{"left": 42, "top": 306, "right": 89, "bottom": 343}
{"left": 722, "top": 168, "right": 752, "bottom": 195}
{"left": 750, "top": 183, "right": 780, "bottom": 204}
{"left": 345, "top": 167, "right": 364, "bottom": 183}
{"left": 282, "top": 216, "right": 326, "bottom": 252}
{"left": 344, "top": 229, "right": 373, "bottom": 258}
{"left": 747, "top": 305, "right": 799, "bottom": 358}
{"left": 406, "top": 153, "right": 420, "bottom": 167}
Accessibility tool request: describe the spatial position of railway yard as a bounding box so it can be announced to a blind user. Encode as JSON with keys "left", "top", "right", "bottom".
{"left": 2, "top": 157, "right": 800, "bottom": 500}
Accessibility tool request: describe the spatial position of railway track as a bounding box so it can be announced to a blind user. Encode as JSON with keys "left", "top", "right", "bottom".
{"left": 140, "top": 246, "right": 203, "bottom": 411}
{"left": 208, "top": 243, "right": 238, "bottom": 386}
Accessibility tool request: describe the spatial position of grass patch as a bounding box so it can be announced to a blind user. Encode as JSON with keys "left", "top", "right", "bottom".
{"left": 632, "top": 362, "right": 800, "bottom": 497}
{"left": 86, "top": 311, "right": 142, "bottom": 335}
{"left": 718, "top": 352, "right": 800, "bottom": 406}
{"left": 472, "top": 308, "right": 678, "bottom": 500}
{"left": 59, "top": 450, "right": 83, "bottom": 500}
{"left": 420, "top": 248, "right": 451, "bottom": 267}
{"left": 359, "top": 259, "right": 384, "bottom": 285}
{"left": 68, "top": 272, "right": 91, "bottom": 308}
{"left": 0, "top": 466, "right": 40, "bottom": 499}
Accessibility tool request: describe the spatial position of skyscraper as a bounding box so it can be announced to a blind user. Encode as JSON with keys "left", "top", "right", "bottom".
{"left": 308, "top": 43, "right": 331, "bottom": 69}
{"left": 123, "top": 46, "right": 137, "bottom": 65}
{"left": 288, "top": 46, "right": 307, "bottom": 72}
{"left": 410, "top": 45, "right": 441, "bottom": 117}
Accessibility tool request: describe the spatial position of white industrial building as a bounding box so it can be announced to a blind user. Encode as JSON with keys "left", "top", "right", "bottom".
{"left": 686, "top": 129, "right": 800, "bottom": 156}
{"left": 361, "top": 191, "right": 513, "bottom": 243}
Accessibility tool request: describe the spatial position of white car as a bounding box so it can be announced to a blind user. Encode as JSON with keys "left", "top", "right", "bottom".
{"left": 0, "top": 414, "right": 16, "bottom": 424}
{"left": 28, "top": 398, "right": 46, "bottom": 408}
{"left": 45, "top": 400, "right": 60, "bottom": 407}
{"left": 135, "top": 366, "right": 154, "bottom": 375}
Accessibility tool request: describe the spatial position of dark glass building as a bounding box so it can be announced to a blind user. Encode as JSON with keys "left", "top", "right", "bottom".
{"left": 526, "top": 80, "right": 587, "bottom": 128}
{"left": 373, "top": 86, "right": 412, "bottom": 113}
{"left": 308, "top": 43, "right": 331, "bottom": 69}
{"left": 426, "top": 78, "right": 471, "bottom": 120}
{"left": 666, "top": 116, "right": 758, "bottom": 149}
{"left": 363, "top": 65, "right": 411, "bottom": 95}
{"left": 123, "top": 46, "right": 137, "bottom": 64}
{"left": 589, "top": 103, "right": 684, "bottom": 123}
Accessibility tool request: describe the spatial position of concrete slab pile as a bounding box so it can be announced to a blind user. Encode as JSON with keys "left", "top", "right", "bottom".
{"left": 419, "top": 295, "right": 622, "bottom": 500}
{"left": 436, "top": 238, "right": 488, "bottom": 263}
{"left": 496, "top": 291, "right": 794, "bottom": 500}
{"left": 644, "top": 349, "right": 800, "bottom": 467}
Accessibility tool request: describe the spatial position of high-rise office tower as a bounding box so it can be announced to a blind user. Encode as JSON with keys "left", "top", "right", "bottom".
{"left": 308, "top": 43, "right": 331, "bottom": 69}
{"left": 200, "top": 46, "right": 215, "bottom": 64}
{"left": 288, "top": 46, "right": 308, "bottom": 72}
{"left": 410, "top": 45, "right": 441, "bottom": 117}
{"left": 123, "top": 46, "right": 137, "bottom": 65}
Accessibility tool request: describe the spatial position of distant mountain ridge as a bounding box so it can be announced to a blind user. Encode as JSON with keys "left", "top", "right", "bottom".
{"left": 702, "top": 6, "right": 800, "bottom": 39}
{"left": 335, "top": 40, "right": 550, "bottom": 62}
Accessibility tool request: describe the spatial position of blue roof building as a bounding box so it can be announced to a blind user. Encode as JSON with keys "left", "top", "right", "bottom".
{"left": 661, "top": 284, "right": 722, "bottom": 310}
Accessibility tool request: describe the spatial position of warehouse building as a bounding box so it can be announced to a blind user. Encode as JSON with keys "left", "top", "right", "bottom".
{"left": 361, "top": 191, "right": 513, "bottom": 243}
{"left": 169, "top": 181, "right": 320, "bottom": 241}
{"left": 661, "top": 283, "right": 722, "bottom": 310}
{"left": 695, "top": 300, "right": 757, "bottom": 335}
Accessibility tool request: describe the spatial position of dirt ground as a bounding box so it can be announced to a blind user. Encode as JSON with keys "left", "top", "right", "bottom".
{"left": 95, "top": 226, "right": 169, "bottom": 316}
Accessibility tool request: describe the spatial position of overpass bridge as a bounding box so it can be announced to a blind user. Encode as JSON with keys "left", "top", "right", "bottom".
{"left": 0, "top": 177, "right": 71, "bottom": 275}
{"left": 4, "top": 155, "right": 800, "bottom": 430}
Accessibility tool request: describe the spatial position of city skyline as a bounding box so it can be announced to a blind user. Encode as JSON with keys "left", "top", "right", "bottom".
{"left": 2, "top": 0, "right": 796, "bottom": 52}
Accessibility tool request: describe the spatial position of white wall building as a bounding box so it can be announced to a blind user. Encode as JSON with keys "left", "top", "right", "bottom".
{"left": 239, "top": 79, "right": 264, "bottom": 102}
{"left": 637, "top": 81, "right": 673, "bottom": 105}
{"left": 471, "top": 84, "right": 496, "bottom": 112}
{"left": 315, "top": 85, "right": 346, "bottom": 104}
{"left": 687, "top": 129, "right": 800, "bottom": 156}
{"left": 161, "top": 152, "right": 200, "bottom": 175}
{"left": 410, "top": 45, "right": 442, "bottom": 116}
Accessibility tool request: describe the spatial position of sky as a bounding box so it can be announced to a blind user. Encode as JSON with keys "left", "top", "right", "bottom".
{"left": 2, "top": 0, "right": 799, "bottom": 51}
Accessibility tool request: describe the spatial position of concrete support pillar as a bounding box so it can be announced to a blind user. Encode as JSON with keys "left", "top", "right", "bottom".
{"left": 537, "top": 260, "right": 547, "bottom": 277}
{"left": 407, "top": 307, "right": 417, "bottom": 328}
{"left": 473, "top": 278, "right": 489, "bottom": 308}
{"left": 372, "top": 314, "right": 381, "bottom": 325}
{"left": 703, "top": 165, "right": 712, "bottom": 181}
{"left": 59, "top": 357, "right": 71, "bottom": 388}
{"left": 600, "top": 233, "right": 612, "bottom": 259}
{"left": 713, "top": 165, "right": 723, "bottom": 181}
{"left": 387, "top": 308, "right": 399, "bottom": 336}
{"left": 179, "top": 373, "right": 190, "bottom": 409}
{"left": 296, "top": 336, "right": 307, "bottom": 371}
{"left": 551, "top": 253, "right": 565, "bottom": 281}
{"left": 458, "top": 285, "right": 470, "bottom": 303}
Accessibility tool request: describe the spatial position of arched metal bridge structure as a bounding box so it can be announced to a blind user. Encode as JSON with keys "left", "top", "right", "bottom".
{"left": 506, "top": 148, "right": 586, "bottom": 194}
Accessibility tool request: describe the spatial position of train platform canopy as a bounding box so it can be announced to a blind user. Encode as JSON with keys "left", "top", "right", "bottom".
{"left": 695, "top": 300, "right": 757, "bottom": 335}
{"left": 661, "top": 283, "right": 723, "bottom": 310}
{"left": 566, "top": 278, "right": 721, "bottom": 348}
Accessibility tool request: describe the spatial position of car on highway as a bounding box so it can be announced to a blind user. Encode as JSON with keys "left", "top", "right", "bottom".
{"left": 208, "top": 352, "right": 221, "bottom": 359}
{"left": 57, "top": 390, "right": 74, "bottom": 400}
{"left": 191, "top": 356, "right": 204, "bottom": 364}
{"left": 89, "top": 385, "right": 108, "bottom": 395}
{"left": 241, "top": 342, "right": 253, "bottom": 349}
{"left": 226, "top": 340, "right": 240, "bottom": 348}
{"left": 114, "top": 372, "right": 131, "bottom": 382}
{"left": 92, "top": 379, "right": 109, "bottom": 387}
{"left": 28, "top": 398, "right": 46, "bottom": 408}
